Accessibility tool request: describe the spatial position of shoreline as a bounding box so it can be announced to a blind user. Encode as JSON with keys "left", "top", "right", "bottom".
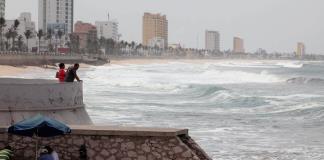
{"left": 0, "top": 58, "right": 316, "bottom": 76}
{"left": 0, "top": 63, "right": 92, "bottom": 77}
{"left": 109, "top": 58, "right": 309, "bottom": 65}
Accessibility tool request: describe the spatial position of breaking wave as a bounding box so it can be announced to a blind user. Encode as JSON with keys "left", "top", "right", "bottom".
{"left": 286, "top": 77, "right": 324, "bottom": 84}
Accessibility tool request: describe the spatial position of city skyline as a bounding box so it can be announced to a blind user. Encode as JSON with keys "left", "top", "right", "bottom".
{"left": 4, "top": 0, "right": 324, "bottom": 53}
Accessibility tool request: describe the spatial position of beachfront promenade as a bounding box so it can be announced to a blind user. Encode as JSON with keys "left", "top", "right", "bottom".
{"left": 0, "top": 52, "right": 109, "bottom": 66}
{"left": 0, "top": 78, "right": 212, "bottom": 160}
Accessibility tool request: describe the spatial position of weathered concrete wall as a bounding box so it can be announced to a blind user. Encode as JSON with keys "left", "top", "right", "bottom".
{"left": 0, "top": 78, "right": 92, "bottom": 125}
{"left": 0, "top": 126, "right": 212, "bottom": 160}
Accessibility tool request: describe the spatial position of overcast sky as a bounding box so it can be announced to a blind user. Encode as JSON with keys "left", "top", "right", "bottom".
{"left": 5, "top": 0, "right": 324, "bottom": 53}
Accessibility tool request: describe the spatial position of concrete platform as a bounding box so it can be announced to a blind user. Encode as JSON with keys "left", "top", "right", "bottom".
{"left": 0, "top": 78, "right": 92, "bottom": 125}
{"left": 0, "top": 125, "right": 188, "bottom": 137}
{"left": 70, "top": 125, "right": 188, "bottom": 137}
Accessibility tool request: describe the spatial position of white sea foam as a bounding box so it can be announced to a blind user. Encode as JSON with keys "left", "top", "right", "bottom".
{"left": 276, "top": 61, "right": 304, "bottom": 68}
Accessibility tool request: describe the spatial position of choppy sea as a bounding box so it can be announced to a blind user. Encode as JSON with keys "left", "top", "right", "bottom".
{"left": 11, "top": 60, "right": 324, "bottom": 160}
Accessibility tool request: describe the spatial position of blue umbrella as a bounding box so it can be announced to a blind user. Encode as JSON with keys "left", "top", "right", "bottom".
{"left": 8, "top": 114, "right": 71, "bottom": 137}
{"left": 8, "top": 115, "right": 71, "bottom": 160}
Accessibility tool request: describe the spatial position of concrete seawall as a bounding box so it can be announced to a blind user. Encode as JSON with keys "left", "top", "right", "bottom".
{"left": 0, "top": 126, "right": 212, "bottom": 160}
{"left": 0, "top": 78, "right": 92, "bottom": 125}
{"left": 0, "top": 78, "right": 212, "bottom": 159}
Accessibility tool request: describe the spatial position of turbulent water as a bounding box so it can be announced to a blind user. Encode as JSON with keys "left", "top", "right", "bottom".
{"left": 11, "top": 60, "right": 324, "bottom": 160}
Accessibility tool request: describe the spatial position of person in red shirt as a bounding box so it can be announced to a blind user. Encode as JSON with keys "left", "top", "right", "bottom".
{"left": 56, "top": 63, "right": 66, "bottom": 82}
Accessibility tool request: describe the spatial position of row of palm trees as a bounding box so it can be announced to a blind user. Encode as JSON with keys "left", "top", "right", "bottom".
{"left": 0, "top": 17, "right": 67, "bottom": 53}
{"left": 84, "top": 37, "right": 222, "bottom": 58}
{"left": 0, "top": 17, "right": 36, "bottom": 52}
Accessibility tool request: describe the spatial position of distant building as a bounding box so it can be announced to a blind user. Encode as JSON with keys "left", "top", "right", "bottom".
{"left": 148, "top": 37, "right": 165, "bottom": 49}
{"left": 296, "top": 42, "right": 305, "bottom": 57}
{"left": 233, "top": 37, "right": 245, "bottom": 53}
{"left": 38, "top": 0, "right": 74, "bottom": 34}
{"left": 74, "top": 21, "right": 97, "bottom": 50}
{"left": 205, "top": 30, "right": 220, "bottom": 51}
{"left": 143, "top": 12, "right": 168, "bottom": 48}
{"left": 4, "top": 12, "right": 37, "bottom": 50}
{"left": 18, "top": 12, "right": 36, "bottom": 33}
{"left": 256, "top": 48, "right": 267, "bottom": 55}
{"left": 95, "top": 20, "right": 119, "bottom": 41}
{"left": 0, "top": 0, "right": 4, "bottom": 18}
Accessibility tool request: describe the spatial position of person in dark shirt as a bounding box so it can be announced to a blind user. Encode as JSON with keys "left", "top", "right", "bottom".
{"left": 65, "top": 63, "right": 81, "bottom": 82}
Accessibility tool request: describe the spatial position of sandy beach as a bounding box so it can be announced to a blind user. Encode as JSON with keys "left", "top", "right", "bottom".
{"left": 0, "top": 65, "right": 37, "bottom": 77}
{"left": 0, "top": 63, "right": 93, "bottom": 77}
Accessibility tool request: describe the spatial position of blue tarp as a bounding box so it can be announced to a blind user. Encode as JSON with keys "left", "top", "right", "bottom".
{"left": 8, "top": 115, "right": 71, "bottom": 137}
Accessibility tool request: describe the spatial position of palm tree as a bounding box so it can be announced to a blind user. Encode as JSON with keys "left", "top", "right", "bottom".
{"left": 4, "top": 31, "right": 10, "bottom": 50}
{"left": 11, "top": 19, "right": 20, "bottom": 51}
{"left": 57, "top": 30, "right": 63, "bottom": 47}
{"left": 8, "top": 28, "right": 17, "bottom": 51}
{"left": 99, "top": 37, "right": 106, "bottom": 49}
{"left": 131, "top": 41, "right": 136, "bottom": 49}
{"left": 69, "top": 33, "right": 80, "bottom": 54}
{"left": 47, "top": 29, "right": 53, "bottom": 52}
{"left": 17, "top": 35, "right": 24, "bottom": 51}
{"left": 37, "top": 29, "right": 44, "bottom": 53}
{"left": 0, "top": 17, "right": 6, "bottom": 51}
{"left": 24, "top": 30, "right": 32, "bottom": 52}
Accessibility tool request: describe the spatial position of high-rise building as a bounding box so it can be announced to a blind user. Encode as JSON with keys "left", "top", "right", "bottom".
{"left": 0, "top": 0, "right": 5, "bottom": 18}
{"left": 205, "top": 30, "right": 220, "bottom": 51}
{"left": 74, "top": 21, "right": 97, "bottom": 50}
{"left": 95, "top": 20, "right": 119, "bottom": 41}
{"left": 143, "top": 12, "right": 168, "bottom": 48}
{"left": 233, "top": 37, "right": 245, "bottom": 53}
{"left": 38, "top": 0, "right": 74, "bottom": 34}
{"left": 296, "top": 42, "right": 305, "bottom": 57}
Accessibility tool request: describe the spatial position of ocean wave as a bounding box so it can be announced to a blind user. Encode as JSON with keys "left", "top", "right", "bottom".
{"left": 286, "top": 77, "right": 324, "bottom": 84}
{"left": 199, "top": 70, "right": 282, "bottom": 84}
{"left": 276, "top": 62, "right": 304, "bottom": 68}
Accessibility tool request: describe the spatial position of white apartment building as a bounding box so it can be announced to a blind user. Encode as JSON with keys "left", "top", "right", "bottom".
{"left": 38, "top": 0, "right": 74, "bottom": 34}
{"left": 205, "top": 30, "right": 220, "bottom": 51}
{"left": 0, "top": 0, "right": 5, "bottom": 18}
{"left": 148, "top": 37, "right": 165, "bottom": 49}
{"left": 95, "top": 20, "right": 119, "bottom": 41}
{"left": 5, "top": 12, "right": 37, "bottom": 50}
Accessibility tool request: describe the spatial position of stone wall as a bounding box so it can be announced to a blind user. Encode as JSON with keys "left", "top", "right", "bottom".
{"left": 0, "top": 126, "right": 212, "bottom": 160}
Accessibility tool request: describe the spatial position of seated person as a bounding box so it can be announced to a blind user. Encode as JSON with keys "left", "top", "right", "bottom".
{"left": 56, "top": 63, "right": 66, "bottom": 83}
{"left": 44, "top": 146, "right": 59, "bottom": 160}
{"left": 38, "top": 148, "right": 54, "bottom": 160}
{"left": 65, "top": 63, "right": 81, "bottom": 82}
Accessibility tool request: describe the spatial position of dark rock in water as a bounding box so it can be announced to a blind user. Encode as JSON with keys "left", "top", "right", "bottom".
{"left": 287, "top": 77, "right": 308, "bottom": 84}
{"left": 287, "top": 77, "right": 324, "bottom": 84}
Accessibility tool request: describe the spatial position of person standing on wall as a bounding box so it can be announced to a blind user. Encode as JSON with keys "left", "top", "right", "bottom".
{"left": 56, "top": 63, "right": 66, "bottom": 83}
{"left": 65, "top": 63, "right": 82, "bottom": 82}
